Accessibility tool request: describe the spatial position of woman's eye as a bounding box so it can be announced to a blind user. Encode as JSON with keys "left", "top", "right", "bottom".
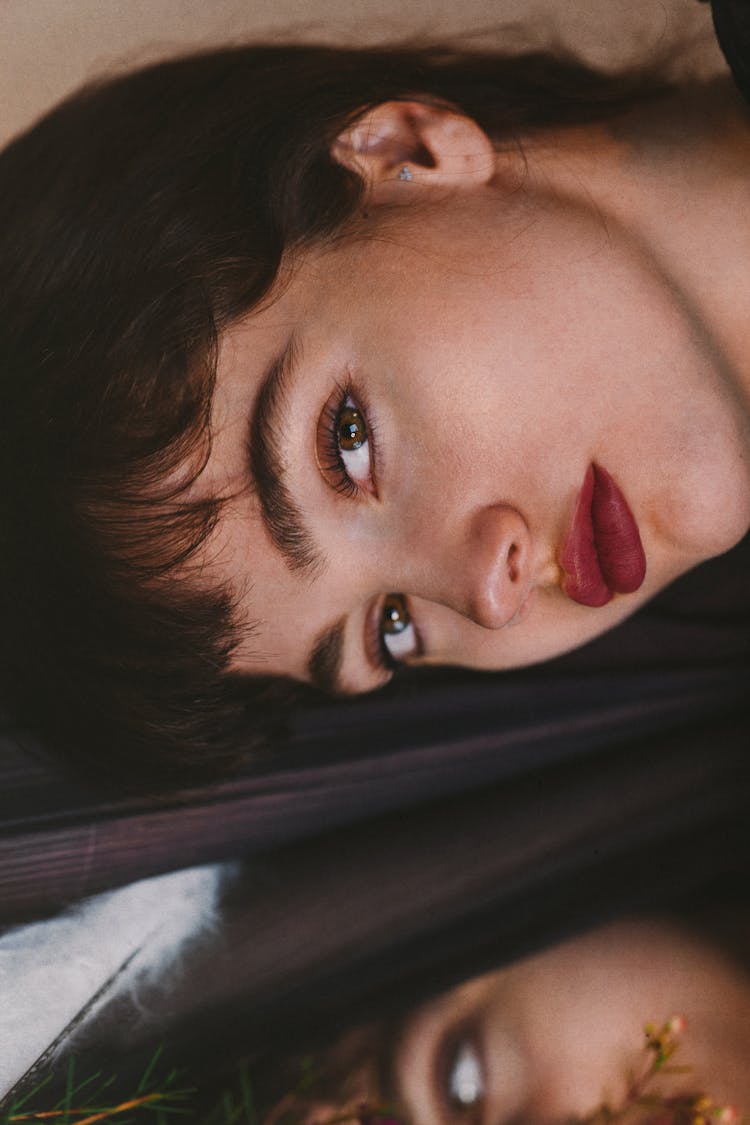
{"left": 381, "top": 593, "right": 419, "bottom": 663}
{"left": 319, "top": 391, "right": 375, "bottom": 496}
{"left": 447, "top": 1040, "right": 485, "bottom": 1110}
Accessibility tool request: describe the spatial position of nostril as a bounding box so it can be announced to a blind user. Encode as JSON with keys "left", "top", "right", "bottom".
{"left": 507, "top": 541, "right": 520, "bottom": 584}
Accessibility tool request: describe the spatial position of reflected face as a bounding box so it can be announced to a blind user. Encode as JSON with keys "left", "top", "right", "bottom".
{"left": 394, "top": 921, "right": 750, "bottom": 1123}
{"left": 194, "top": 156, "right": 750, "bottom": 692}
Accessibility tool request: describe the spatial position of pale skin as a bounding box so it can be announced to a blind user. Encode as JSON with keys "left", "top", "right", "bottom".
{"left": 382, "top": 920, "right": 750, "bottom": 1123}
{"left": 192, "top": 79, "right": 750, "bottom": 693}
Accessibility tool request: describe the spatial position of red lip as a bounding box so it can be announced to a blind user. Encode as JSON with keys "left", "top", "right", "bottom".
{"left": 561, "top": 463, "right": 647, "bottom": 608}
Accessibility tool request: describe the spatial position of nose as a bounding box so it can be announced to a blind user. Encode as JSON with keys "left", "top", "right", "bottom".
{"left": 454, "top": 504, "right": 533, "bottom": 629}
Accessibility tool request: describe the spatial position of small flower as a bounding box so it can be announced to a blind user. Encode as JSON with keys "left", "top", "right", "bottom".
{"left": 667, "top": 1015, "right": 688, "bottom": 1036}
{"left": 717, "top": 1107, "right": 740, "bottom": 1124}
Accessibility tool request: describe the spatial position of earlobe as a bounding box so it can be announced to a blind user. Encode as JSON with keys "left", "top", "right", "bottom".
{"left": 331, "top": 100, "right": 495, "bottom": 200}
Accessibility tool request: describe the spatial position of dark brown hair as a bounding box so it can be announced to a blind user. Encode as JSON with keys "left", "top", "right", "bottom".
{"left": 0, "top": 41, "right": 671, "bottom": 785}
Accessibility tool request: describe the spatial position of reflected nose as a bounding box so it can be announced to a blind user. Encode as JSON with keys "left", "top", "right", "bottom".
{"left": 458, "top": 504, "right": 533, "bottom": 629}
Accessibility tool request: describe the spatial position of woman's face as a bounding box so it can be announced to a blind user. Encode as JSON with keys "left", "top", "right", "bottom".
{"left": 391, "top": 920, "right": 750, "bottom": 1123}
{"left": 195, "top": 106, "right": 750, "bottom": 692}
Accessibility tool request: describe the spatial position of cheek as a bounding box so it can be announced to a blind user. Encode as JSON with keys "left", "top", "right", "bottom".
{"left": 507, "top": 927, "right": 750, "bottom": 1119}
{"left": 643, "top": 414, "right": 750, "bottom": 559}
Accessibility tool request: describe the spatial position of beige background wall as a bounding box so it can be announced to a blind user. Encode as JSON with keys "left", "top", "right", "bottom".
{"left": 1, "top": 0, "right": 724, "bottom": 148}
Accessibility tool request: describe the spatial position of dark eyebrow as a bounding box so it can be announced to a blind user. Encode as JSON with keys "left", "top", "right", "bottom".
{"left": 248, "top": 334, "right": 325, "bottom": 576}
{"left": 307, "top": 619, "right": 346, "bottom": 694}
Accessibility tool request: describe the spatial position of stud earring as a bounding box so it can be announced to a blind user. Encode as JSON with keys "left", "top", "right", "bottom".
{"left": 398, "top": 165, "right": 413, "bottom": 182}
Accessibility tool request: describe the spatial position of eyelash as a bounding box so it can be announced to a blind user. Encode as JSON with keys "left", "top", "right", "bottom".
{"left": 319, "top": 381, "right": 375, "bottom": 499}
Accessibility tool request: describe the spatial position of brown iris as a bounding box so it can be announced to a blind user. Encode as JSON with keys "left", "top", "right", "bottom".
{"left": 382, "top": 593, "right": 410, "bottom": 634}
{"left": 338, "top": 404, "right": 367, "bottom": 451}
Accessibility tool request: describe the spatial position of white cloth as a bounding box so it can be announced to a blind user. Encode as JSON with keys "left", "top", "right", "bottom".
{"left": 0, "top": 864, "right": 226, "bottom": 1099}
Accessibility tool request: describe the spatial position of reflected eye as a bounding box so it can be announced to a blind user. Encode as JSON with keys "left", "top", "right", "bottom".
{"left": 319, "top": 390, "right": 375, "bottom": 496}
{"left": 381, "top": 593, "right": 419, "bottom": 663}
{"left": 448, "top": 1041, "right": 484, "bottom": 1108}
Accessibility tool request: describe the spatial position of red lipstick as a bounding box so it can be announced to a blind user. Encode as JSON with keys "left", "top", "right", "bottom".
{"left": 562, "top": 463, "right": 646, "bottom": 608}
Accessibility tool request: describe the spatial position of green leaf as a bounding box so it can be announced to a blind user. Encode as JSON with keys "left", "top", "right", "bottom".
{"left": 237, "top": 1066, "right": 256, "bottom": 1125}
{"left": 62, "top": 1058, "right": 76, "bottom": 1125}
{"left": 2, "top": 1072, "right": 55, "bottom": 1118}
{"left": 137, "top": 1049, "right": 165, "bottom": 1095}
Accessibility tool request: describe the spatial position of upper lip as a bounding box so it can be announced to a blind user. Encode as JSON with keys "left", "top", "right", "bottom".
{"left": 561, "top": 462, "right": 647, "bottom": 608}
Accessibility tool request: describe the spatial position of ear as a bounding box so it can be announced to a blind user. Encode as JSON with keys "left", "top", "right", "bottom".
{"left": 331, "top": 100, "right": 495, "bottom": 201}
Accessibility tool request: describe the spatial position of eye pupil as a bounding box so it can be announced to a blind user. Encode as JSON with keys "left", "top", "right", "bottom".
{"left": 382, "top": 593, "right": 410, "bottom": 634}
{"left": 338, "top": 406, "right": 366, "bottom": 451}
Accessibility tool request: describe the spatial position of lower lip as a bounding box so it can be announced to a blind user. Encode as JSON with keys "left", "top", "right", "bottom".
{"left": 561, "top": 463, "right": 647, "bottom": 608}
